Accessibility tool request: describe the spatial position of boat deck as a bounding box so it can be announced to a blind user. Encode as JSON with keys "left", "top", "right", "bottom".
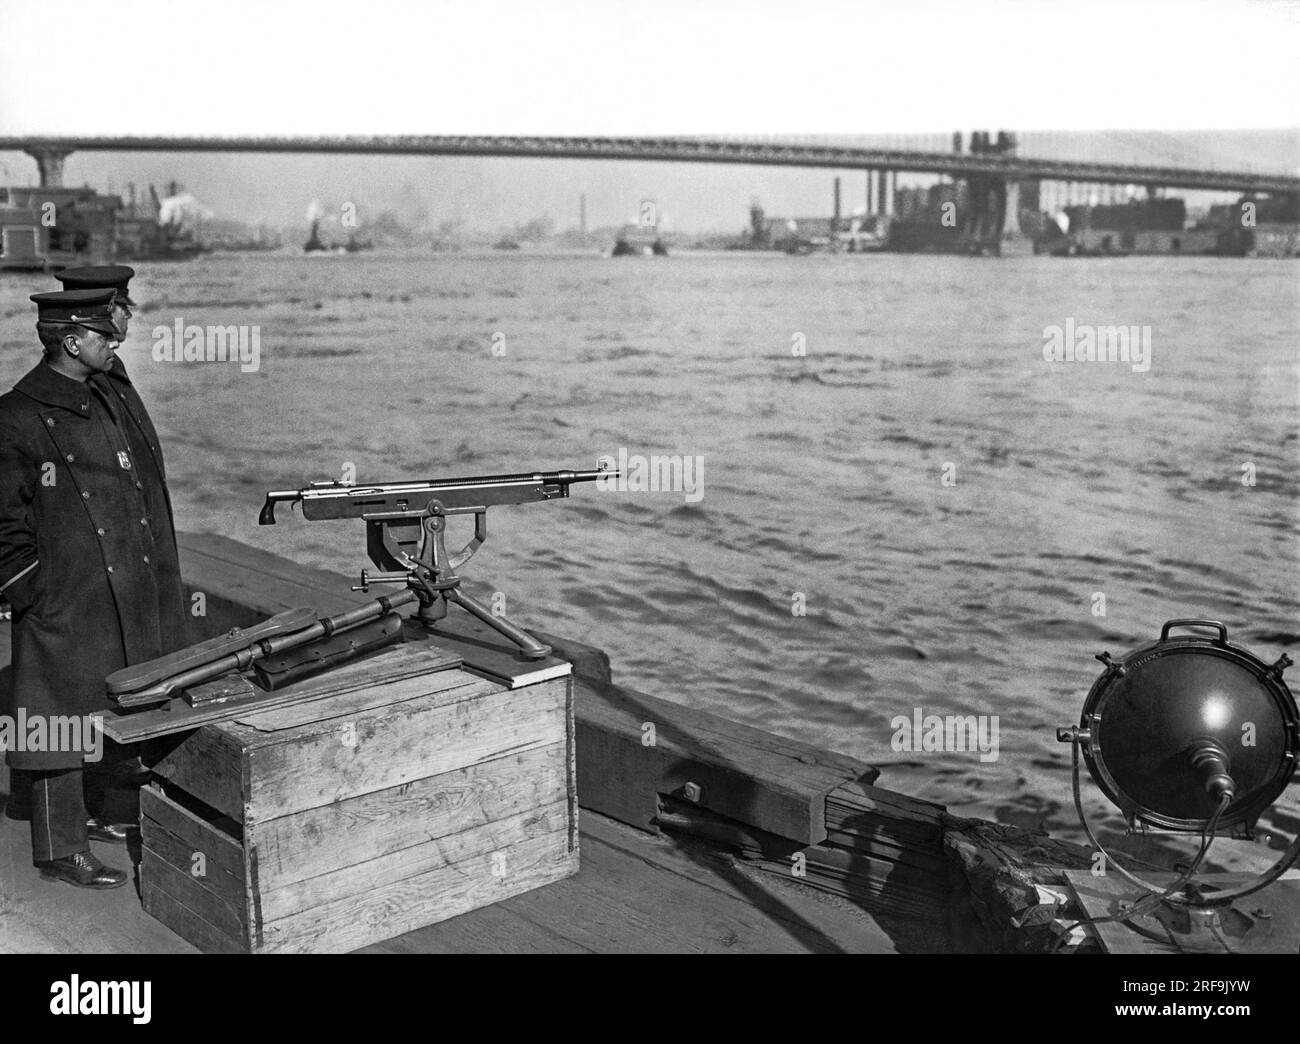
{"left": 0, "top": 761, "right": 895, "bottom": 954}
{"left": 4, "top": 531, "right": 1296, "bottom": 953}
{"left": 0, "top": 532, "right": 1064, "bottom": 955}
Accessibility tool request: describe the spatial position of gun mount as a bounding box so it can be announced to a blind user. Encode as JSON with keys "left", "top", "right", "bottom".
{"left": 259, "top": 465, "right": 615, "bottom": 659}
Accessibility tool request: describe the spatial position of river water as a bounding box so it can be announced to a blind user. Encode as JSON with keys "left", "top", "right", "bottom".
{"left": 3, "top": 249, "right": 1297, "bottom": 849}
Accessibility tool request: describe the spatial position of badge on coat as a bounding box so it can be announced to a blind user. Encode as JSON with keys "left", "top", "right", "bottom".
{"left": 117, "top": 451, "right": 132, "bottom": 471}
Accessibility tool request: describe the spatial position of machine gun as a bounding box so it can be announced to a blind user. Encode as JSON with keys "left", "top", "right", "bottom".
{"left": 259, "top": 464, "right": 615, "bottom": 659}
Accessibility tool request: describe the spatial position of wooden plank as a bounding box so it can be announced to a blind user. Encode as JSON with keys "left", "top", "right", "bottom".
{"left": 235, "top": 676, "right": 566, "bottom": 824}
{"left": 229, "top": 656, "right": 479, "bottom": 734}
{"left": 564, "top": 668, "right": 578, "bottom": 854}
{"left": 576, "top": 677, "right": 873, "bottom": 844}
{"left": 256, "top": 826, "right": 577, "bottom": 953}
{"left": 413, "top": 615, "right": 573, "bottom": 688}
{"left": 248, "top": 742, "right": 569, "bottom": 891}
{"left": 141, "top": 847, "right": 247, "bottom": 940}
{"left": 822, "top": 827, "right": 950, "bottom": 875}
{"left": 653, "top": 800, "right": 950, "bottom": 927}
{"left": 256, "top": 800, "right": 572, "bottom": 924}
{"left": 827, "top": 780, "right": 947, "bottom": 830}
{"left": 101, "top": 642, "right": 463, "bottom": 743}
{"left": 141, "top": 881, "right": 245, "bottom": 954}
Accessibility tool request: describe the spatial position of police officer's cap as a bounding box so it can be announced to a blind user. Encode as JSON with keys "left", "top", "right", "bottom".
{"left": 30, "top": 289, "right": 121, "bottom": 337}
{"left": 54, "top": 264, "right": 137, "bottom": 307}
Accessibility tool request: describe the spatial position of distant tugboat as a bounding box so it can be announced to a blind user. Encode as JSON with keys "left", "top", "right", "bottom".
{"left": 304, "top": 218, "right": 331, "bottom": 254}
{"left": 304, "top": 218, "right": 371, "bottom": 255}
{"left": 611, "top": 224, "right": 669, "bottom": 256}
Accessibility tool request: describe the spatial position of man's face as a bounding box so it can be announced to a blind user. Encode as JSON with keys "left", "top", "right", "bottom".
{"left": 70, "top": 328, "right": 119, "bottom": 374}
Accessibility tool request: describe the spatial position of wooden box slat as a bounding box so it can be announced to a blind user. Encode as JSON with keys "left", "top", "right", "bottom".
{"left": 141, "top": 848, "right": 247, "bottom": 938}
{"left": 256, "top": 800, "right": 571, "bottom": 926}
{"left": 141, "top": 882, "right": 245, "bottom": 955}
{"left": 239, "top": 677, "right": 566, "bottom": 826}
{"left": 256, "top": 824, "right": 576, "bottom": 954}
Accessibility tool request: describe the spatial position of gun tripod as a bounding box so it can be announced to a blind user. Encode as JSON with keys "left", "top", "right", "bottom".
{"left": 351, "top": 500, "right": 552, "bottom": 660}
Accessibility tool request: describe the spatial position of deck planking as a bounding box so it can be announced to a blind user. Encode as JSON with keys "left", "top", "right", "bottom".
{"left": 1, "top": 767, "right": 893, "bottom": 953}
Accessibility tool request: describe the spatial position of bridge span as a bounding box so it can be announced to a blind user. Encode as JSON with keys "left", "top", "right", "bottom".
{"left": 3, "top": 134, "right": 1298, "bottom": 195}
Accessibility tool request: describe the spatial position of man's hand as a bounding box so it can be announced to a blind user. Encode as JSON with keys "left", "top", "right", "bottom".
{"left": 2, "top": 563, "right": 40, "bottom": 617}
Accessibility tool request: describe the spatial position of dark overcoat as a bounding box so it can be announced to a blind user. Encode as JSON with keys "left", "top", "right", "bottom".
{"left": 0, "top": 356, "right": 187, "bottom": 770}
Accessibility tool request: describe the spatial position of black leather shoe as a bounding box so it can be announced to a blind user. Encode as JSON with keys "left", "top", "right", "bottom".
{"left": 36, "top": 850, "right": 128, "bottom": 889}
{"left": 86, "top": 818, "right": 137, "bottom": 844}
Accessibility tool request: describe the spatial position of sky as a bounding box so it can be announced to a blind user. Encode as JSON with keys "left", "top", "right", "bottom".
{"left": 1, "top": 0, "right": 1297, "bottom": 232}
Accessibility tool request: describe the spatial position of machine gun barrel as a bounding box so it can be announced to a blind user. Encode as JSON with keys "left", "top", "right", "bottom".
{"left": 259, "top": 467, "right": 612, "bottom": 525}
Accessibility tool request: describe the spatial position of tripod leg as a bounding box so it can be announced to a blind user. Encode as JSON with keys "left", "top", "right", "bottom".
{"left": 446, "top": 588, "right": 552, "bottom": 660}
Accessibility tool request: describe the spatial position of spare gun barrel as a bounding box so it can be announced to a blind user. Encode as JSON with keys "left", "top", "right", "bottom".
{"left": 114, "top": 589, "right": 420, "bottom": 707}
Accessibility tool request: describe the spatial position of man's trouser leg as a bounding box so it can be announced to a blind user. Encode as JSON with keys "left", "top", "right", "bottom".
{"left": 6, "top": 766, "right": 33, "bottom": 820}
{"left": 31, "top": 768, "right": 89, "bottom": 863}
{"left": 84, "top": 738, "right": 143, "bottom": 823}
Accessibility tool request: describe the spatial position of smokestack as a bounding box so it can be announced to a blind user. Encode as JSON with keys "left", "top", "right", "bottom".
{"left": 866, "top": 170, "right": 874, "bottom": 213}
{"left": 833, "top": 176, "right": 841, "bottom": 226}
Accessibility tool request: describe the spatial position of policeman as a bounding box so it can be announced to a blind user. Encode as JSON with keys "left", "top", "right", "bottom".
{"left": 0, "top": 288, "right": 187, "bottom": 889}
{"left": 50, "top": 267, "right": 156, "bottom": 834}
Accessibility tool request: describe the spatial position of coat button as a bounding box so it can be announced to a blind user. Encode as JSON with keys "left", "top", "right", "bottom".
{"left": 65, "top": 454, "right": 74, "bottom": 462}
{"left": 81, "top": 491, "right": 91, "bottom": 500}
{"left": 106, "top": 566, "right": 114, "bottom": 574}
{"left": 135, "top": 481, "right": 142, "bottom": 489}
{"left": 140, "top": 518, "right": 148, "bottom": 526}
{"left": 45, "top": 418, "right": 54, "bottom": 427}
{"left": 96, "top": 528, "right": 105, "bottom": 537}
{"left": 142, "top": 555, "right": 150, "bottom": 564}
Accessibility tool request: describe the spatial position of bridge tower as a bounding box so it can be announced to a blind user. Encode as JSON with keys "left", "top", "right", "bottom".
{"left": 956, "top": 129, "right": 1027, "bottom": 255}
{"left": 24, "top": 147, "right": 72, "bottom": 188}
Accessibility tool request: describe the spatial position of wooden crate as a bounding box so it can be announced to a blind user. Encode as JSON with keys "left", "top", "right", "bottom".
{"left": 138, "top": 655, "right": 577, "bottom": 953}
